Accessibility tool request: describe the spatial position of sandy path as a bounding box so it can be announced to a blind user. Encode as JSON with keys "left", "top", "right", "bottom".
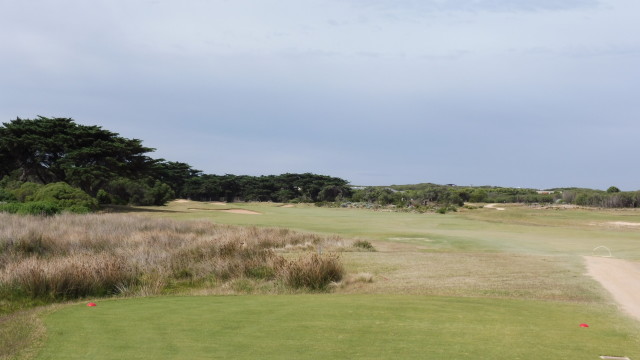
{"left": 585, "top": 256, "right": 640, "bottom": 321}
{"left": 485, "top": 203, "right": 506, "bottom": 211}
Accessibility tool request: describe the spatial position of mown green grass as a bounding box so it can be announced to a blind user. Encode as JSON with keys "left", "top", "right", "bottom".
{"left": 139, "top": 201, "right": 640, "bottom": 259}
{"left": 36, "top": 295, "right": 640, "bottom": 360}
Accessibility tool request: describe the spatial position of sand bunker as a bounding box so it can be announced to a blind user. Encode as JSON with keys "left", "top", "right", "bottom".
{"left": 173, "top": 199, "right": 191, "bottom": 203}
{"left": 586, "top": 256, "right": 640, "bottom": 321}
{"left": 280, "top": 204, "right": 295, "bottom": 208}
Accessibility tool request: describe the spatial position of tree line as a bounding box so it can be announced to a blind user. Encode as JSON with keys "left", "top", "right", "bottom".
{"left": 1, "top": 117, "right": 638, "bottom": 214}
{"left": 0, "top": 117, "right": 351, "bottom": 212}
{"left": 347, "top": 184, "right": 640, "bottom": 209}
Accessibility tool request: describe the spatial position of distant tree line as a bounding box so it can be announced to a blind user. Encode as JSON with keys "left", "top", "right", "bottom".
{"left": 349, "top": 184, "right": 640, "bottom": 210}
{"left": 1, "top": 117, "right": 638, "bottom": 214}
{"left": 0, "top": 117, "right": 351, "bottom": 213}
{"left": 182, "top": 173, "right": 351, "bottom": 203}
{"left": 558, "top": 187, "right": 640, "bottom": 208}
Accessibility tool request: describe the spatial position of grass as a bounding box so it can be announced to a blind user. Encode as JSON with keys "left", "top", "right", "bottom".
{"left": 0, "top": 213, "right": 348, "bottom": 308}
{"left": 35, "top": 295, "right": 640, "bottom": 359}
{"left": 135, "top": 201, "right": 640, "bottom": 259}
{"left": 4, "top": 201, "right": 640, "bottom": 359}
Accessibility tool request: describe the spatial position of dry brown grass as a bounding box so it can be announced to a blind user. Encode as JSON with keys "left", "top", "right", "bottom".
{"left": 0, "top": 213, "right": 348, "bottom": 301}
{"left": 336, "top": 244, "right": 607, "bottom": 302}
{"left": 279, "top": 253, "right": 344, "bottom": 290}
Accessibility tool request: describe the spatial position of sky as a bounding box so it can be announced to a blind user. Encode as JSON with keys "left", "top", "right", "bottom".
{"left": 1, "top": 0, "right": 639, "bottom": 190}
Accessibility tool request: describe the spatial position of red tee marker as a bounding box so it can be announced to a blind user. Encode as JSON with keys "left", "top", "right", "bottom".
{"left": 579, "top": 323, "right": 589, "bottom": 328}
{"left": 87, "top": 302, "right": 97, "bottom": 307}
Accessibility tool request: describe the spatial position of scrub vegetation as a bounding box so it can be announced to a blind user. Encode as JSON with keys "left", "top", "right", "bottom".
{"left": 2, "top": 117, "right": 639, "bottom": 218}
{"left": 0, "top": 213, "right": 346, "bottom": 310}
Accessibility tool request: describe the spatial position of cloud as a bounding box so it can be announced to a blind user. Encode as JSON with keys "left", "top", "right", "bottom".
{"left": 1, "top": 0, "right": 639, "bottom": 189}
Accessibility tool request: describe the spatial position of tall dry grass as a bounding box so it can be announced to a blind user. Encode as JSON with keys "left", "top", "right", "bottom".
{"left": 0, "top": 213, "right": 346, "bottom": 301}
{"left": 279, "top": 253, "right": 344, "bottom": 290}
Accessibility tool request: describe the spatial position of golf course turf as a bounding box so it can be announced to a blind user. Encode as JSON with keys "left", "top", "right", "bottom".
{"left": 37, "top": 295, "right": 639, "bottom": 359}
{"left": 9, "top": 202, "right": 640, "bottom": 359}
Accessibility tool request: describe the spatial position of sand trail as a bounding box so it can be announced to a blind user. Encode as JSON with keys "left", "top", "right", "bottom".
{"left": 585, "top": 256, "right": 640, "bottom": 321}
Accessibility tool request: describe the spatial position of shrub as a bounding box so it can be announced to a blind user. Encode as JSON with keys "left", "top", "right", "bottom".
{"left": 11, "top": 182, "right": 42, "bottom": 202}
{"left": 0, "top": 201, "right": 60, "bottom": 216}
{"left": 279, "top": 253, "right": 344, "bottom": 291}
{"left": 352, "top": 240, "right": 376, "bottom": 251}
{"left": 96, "top": 189, "right": 112, "bottom": 205}
{"left": 63, "top": 205, "right": 92, "bottom": 214}
{"left": 31, "top": 182, "right": 98, "bottom": 210}
{"left": 0, "top": 188, "right": 16, "bottom": 202}
{"left": 20, "top": 201, "right": 60, "bottom": 216}
{"left": 0, "top": 202, "right": 23, "bottom": 214}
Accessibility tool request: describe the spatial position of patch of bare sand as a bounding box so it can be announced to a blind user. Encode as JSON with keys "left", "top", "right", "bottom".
{"left": 281, "top": 204, "right": 295, "bottom": 208}
{"left": 220, "top": 209, "right": 261, "bottom": 215}
{"left": 208, "top": 202, "right": 227, "bottom": 205}
{"left": 173, "top": 199, "right": 190, "bottom": 203}
{"left": 585, "top": 256, "right": 640, "bottom": 321}
{"left": 485, "top": 203, "right": 506, "bottom": 211}
{"left": 607, "top": 221, "right": 640, "bottom": 228}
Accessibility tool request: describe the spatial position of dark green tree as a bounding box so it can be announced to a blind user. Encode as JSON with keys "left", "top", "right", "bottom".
{"left": 0, "top": 117, "right": 158, "bottom": 196}
{"left": 151, "top": 161, "right": 202, "bottom": 198}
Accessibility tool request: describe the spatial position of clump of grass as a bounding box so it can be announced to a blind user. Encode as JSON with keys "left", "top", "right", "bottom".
{"left": 1, "top": 254, "right": 135, "bottom": 300}
{"left": 352, "top": 240, "right": 376, "bottom": 251}
{"left": 331, "top": 272, "right": 374, "bottom": 290}
{"left": 279, "top": 253, "right": 344, "bottom": 291}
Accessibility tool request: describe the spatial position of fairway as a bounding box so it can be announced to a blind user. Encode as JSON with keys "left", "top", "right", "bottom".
{"left": 37, "top": 295, "right": 640, "bottom": 359}
{"left": 138, "top": 201, "right": 640, "bottom": 260}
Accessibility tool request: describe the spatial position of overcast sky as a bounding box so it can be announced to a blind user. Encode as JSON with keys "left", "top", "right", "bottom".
{"left": 1, "top": 0, "right": 639, "bottom": 190}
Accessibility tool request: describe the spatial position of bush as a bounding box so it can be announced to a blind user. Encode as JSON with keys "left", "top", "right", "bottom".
{"left": 0, "top": 188, "right": 16, "bottom": 202}
{"left": 63, "top": 205, "right": 92, "bottom": 214}
{"left": 352, "top": 240, "right": 376, "bottom": 251}
{"left": 20, "top": 201, "right": 60, "bottom": 216}
{"left": 279, "top": 253, "right": 344, "bottom": 291}
{"left": 11, "top": 182, "right": 42, "bottom": 202}
{"left": 0, "top": 202, "right": 23, "bottom": 214}
{"left": 0, "top": 201, "right": 60, "bottom": 216}
{"left": 96, "top": 189, "right": 112, "bottom": 205}
{"left": 31, "top": 182, "right": 98, "bottom": 210}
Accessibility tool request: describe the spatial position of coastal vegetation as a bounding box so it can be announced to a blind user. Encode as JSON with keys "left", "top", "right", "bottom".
{"left": 2, "top": 117, "right": 639, "bottom": 215}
